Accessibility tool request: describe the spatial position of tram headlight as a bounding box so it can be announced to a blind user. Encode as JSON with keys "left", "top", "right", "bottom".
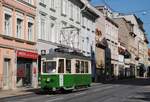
{"left": 47, "top": 78, "right": 50, "bottom": 82}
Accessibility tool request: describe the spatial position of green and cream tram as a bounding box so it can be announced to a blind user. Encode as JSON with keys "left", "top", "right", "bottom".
{"left": 39, "top": 51, "right": 91, "bottom": 91}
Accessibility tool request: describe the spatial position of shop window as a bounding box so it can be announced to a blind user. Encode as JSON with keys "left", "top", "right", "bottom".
{"left": 85, "top": 62, "right": 89, "bottom": 73}
{"left": 58, "top": 59, "right": 64, "bottom": 73}
{"left": 66, "top": 60, "right": 71, "bottom": 73}
{"left": 43, "top": 61, "right": 56, "bottom": 73}
{"left": 76, "top": 60, "right": 80, "bottom": 73}
{"left": 81, "top": 61, "right": 84, "bottom": 73}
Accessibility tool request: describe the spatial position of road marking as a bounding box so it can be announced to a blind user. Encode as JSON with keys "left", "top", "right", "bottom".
{"left": 74, "top": 92, "right": 86, "bottom": 96}
{"left": 45, "top": 97, "right": 64, "bottom": 102}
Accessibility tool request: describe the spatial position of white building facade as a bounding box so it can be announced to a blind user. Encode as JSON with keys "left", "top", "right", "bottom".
{"left": 37, "top": 0, "right": 98, "bottom": 56}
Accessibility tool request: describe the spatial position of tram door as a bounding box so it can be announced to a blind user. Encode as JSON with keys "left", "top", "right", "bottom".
{"left": 3, "top": 59, "right": 11, "bottom": 89}
{"left": 58, "top": 59, "right": 64, "bottom": 86}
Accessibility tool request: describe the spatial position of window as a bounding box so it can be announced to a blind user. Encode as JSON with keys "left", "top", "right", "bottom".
{"left": 43, "top": 61, "right": 56, "bottom": 73}
{"left": 70, "top": 3, "right": 73, "bottom": 19}
{"left": 40, "top": 18, "right": 46, "bottom": 40}
{"left": 40, "top": 0, "right": 45, "bottom": 4}
{"left": 49, "top": 22, "right": 55, "bottom": 42}
{"left": 28, "top": 22, "right": 33, "bottom": 41}
{"left": 16, "top": 18, "right": 23, "bottom": 38}
{"left": 77, "top": 7, "right": 80, "bottom": 22}
{"left": 66, "top": 60, "right": 71, "bottom": 73}
{"left": 50, "top": 0, "right": 55, "bottom": 9}
{"left": 85, "top": 62, "right": 89, "bottom": 73}
{"left": 26, "top": 0, "right": 32, "bottom": 4}
{"left": 61, "top": 0, "right": 67, "bottom": 16}
{"left": 58, "top": 59, "right": 64, "bottom": 73}
{"left": 4, "top": 14, "right": 12, "bottom": 36}
{"left": 75, "top": 60, "right": 80, "bottom": 73}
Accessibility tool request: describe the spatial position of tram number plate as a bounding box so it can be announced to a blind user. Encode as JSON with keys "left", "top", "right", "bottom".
{"left": 59, "top": 74, "right": 64, "bottom": 87}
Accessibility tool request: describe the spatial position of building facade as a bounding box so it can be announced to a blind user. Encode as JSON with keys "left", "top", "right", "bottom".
{"left": 37, "top": 0, "right": 98, "bottom": 79}
{"left": 114, "top": 18, "right": 135, "bottom": 78}
{"left": 114, "top": 14, "right": 149, "bottom": 78}
{"left": 95, "top": 10, "right": 108, "bottom": 82}
{"left": 0, "top": 0, "right": 38, "bottom": 90}
{"left": 96, "top": 6, "right": 119, "bottom": 79}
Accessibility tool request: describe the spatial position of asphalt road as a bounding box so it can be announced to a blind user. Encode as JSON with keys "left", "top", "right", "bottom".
{"left": 1, "top": 78, "right": 150, "bottom": 102}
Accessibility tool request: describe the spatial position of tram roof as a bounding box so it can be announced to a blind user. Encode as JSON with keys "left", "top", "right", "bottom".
{"left": 41, "top": 52, "right": 91, "bottom": 61}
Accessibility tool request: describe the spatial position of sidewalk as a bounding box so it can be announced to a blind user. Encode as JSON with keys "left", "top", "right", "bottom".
{"left": 0, "top": 83, "right": 104, "bottom": 99}
{"left": 0, "top": 87, "right": 39, "bottom": 99}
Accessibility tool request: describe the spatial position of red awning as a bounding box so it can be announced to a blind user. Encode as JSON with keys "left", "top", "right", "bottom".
{"left": 17, "top": 50, "right": 38, "bottom": 60}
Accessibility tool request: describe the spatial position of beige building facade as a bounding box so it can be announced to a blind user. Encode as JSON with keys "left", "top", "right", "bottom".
{"left": 0, "top": 0, "right": 38, "bottom": 90}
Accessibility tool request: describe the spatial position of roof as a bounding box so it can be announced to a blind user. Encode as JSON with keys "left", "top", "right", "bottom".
{"left": 80, "top": 0, "right": 99, "bottom": 18}
{"left": 42, "top": 51, "right": 91, "bottom": 61}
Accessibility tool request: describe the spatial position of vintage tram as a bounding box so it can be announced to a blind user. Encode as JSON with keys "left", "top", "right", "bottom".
{"left": 39, "top": 49, "right": 91, "bottom": 91}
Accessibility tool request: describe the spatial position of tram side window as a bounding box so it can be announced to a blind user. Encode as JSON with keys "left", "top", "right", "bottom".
{"left": 81, "top": 61, "right": 84, "bottom": 73}
{"left": 85, "top": 62, "right": 89, "bottom": 73}
{"left": 43, "top": 61, "right": 56, "bottom": 73}
{"left": 66, "top": 60, "right": 71, "bottom": 73}
{"left": 58, "top": 59, "right": 64, "bottom": 73}
{"left": 76, "top": 60, "right": 80, "bottom": 73}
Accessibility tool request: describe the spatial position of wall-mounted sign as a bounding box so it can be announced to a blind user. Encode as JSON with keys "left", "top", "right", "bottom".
{"left": 17, "top": 50, "right": 38, "bottom": 60}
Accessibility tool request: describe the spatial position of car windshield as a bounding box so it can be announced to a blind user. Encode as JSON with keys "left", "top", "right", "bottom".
{"left": 43, "top": 61, "right": 56, "bottom": 73}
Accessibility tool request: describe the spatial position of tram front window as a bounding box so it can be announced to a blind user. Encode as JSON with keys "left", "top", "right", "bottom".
{"left": 43, "top": 61, "right": 56, "bottom": 73}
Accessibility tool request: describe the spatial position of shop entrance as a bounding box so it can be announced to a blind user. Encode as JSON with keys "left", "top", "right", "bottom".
{"left": 17, "top": 60, "right": 32, "bottom": 87}
{"left": 3, "top": 59, "right": 11, "bottom": 89}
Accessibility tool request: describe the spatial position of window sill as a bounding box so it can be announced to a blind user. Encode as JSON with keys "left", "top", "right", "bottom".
{"left": 17, "top": 0, "right": 36, "bottom": 8}
{"left": 61, "top": 13, "right": 67, "bottom": 17}
{"left": 0, "top": 34, "right": 14, "bottom": 40}
{"left": 26, "top": 40, "right": 36, "bottom": 45}
{"left": 69, "top": 18, "right": 74, "bottom": 21}
{"left": 76, "top": 21, "right": 80, "bottom": 24}
{"left": 39, "top": 2, "right": 46, "bottom": 8}
{"left": 50, "top": 8, "right": 56, "bottom": 12}
{"left": 15, "top": 37, "right": 25, "bottom": 43}
{"left": 87, "top": 28, "right": 90, "bottom": 31}
{"left": 82, "top": 25, "right": 86, "bottom": 28}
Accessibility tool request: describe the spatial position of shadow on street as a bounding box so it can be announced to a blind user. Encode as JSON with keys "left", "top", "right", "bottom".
{"left": 102, "top": 78, "right": 150, "bottom": 86}
{"left": 129, "top": 92, "right": 150, "bottom": 101}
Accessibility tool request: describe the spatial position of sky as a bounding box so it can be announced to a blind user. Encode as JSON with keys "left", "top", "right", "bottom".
{"left": 91, "top": 0, "right": 150, "bottom": 47}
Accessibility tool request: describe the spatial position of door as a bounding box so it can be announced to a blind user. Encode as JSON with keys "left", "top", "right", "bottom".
{"left": 25, "top": 63, "right": 32, "bottom": 86}
{"left": 17, "top": 62, "right": 32, "bottom": 87}
{"left": 3, "top": 59, "right": 10, "bottom": 89}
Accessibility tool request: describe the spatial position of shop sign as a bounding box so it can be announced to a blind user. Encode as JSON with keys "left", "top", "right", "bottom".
{"left": 17, "top": 50, "right": 38, "bottom": 60}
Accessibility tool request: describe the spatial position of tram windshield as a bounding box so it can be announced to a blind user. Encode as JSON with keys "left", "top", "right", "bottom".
{"left": 43, "top": 61, "right": 56, "bottom": 73}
